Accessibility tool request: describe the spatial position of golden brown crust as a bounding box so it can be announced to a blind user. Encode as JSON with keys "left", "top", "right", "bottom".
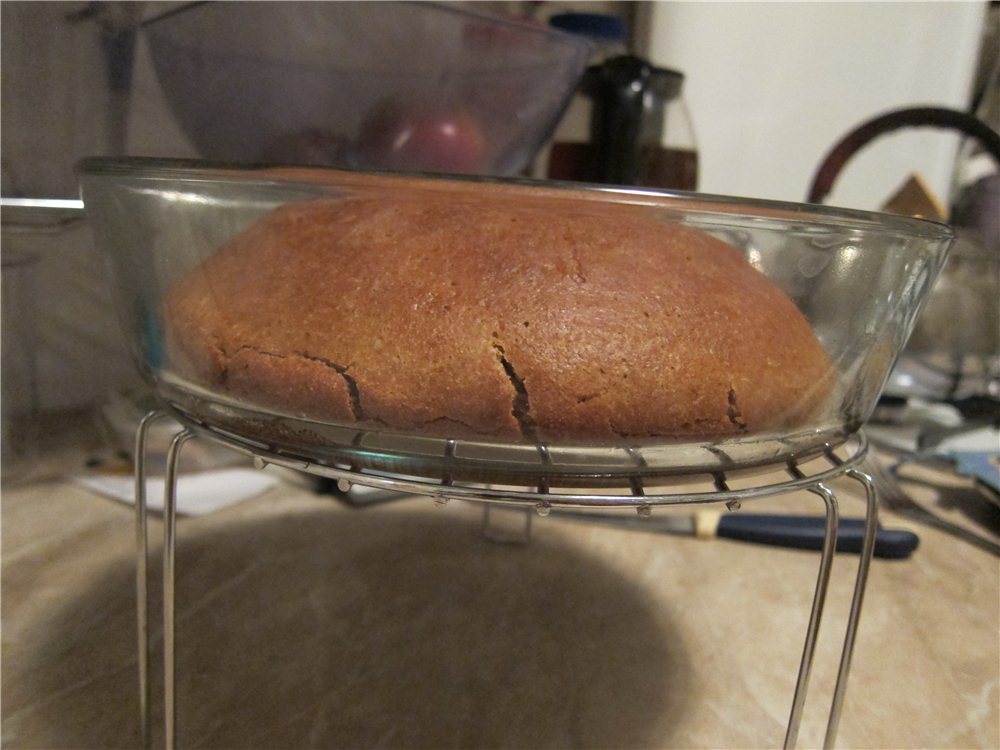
{"left": 164, "top": 192, "right": 833, "bottom": 442}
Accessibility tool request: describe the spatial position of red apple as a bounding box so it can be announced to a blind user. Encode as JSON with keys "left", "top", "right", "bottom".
{"left": 357, "top": 100, "right": 488, "bottom": 174}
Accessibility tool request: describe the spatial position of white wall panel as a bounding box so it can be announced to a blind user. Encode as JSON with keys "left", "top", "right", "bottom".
{"left": 645, "top": 2, "right": 985, "bottom": 210}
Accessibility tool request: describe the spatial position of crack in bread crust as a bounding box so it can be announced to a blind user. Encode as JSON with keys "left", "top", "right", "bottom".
{"left": 491, "top": 336, "right": 538, "bottom": 442}
{"left": 220, "top": 343, "right": 512, "bottom": 437}
{"left": 726, "top": 386, "right": 748, "bottom": 431}
{"left": 224, "top": 344, "right": 364, "bottom": 421}
{"left": 295, "top": 352, "right": 363, "bottom": 421}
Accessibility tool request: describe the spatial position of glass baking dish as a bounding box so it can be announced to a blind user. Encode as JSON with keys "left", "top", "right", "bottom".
{"left": 78, "top": 157, "right": 952, "bottom": 483}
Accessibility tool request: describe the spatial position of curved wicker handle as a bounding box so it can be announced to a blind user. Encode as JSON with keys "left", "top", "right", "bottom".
{"left": 807, "top": 106, "right": 1000, "bottom": 205}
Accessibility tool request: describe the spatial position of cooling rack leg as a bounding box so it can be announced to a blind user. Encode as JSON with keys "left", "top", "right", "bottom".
{"left": 823, "top": 470, "right": 878, "bottom": 749}
{"left": 134, "top": 410, "right": 165, "bottom": 750}
{"left": 784, "top": 483, "right": 839, "bottom": 750}
{"left": 163, "top": 429, "right": 193, "bottom": 750}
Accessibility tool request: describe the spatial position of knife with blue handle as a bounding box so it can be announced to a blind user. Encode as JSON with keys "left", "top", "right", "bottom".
{"left": 557, "top": 510, "right": 920, "bottom": 560}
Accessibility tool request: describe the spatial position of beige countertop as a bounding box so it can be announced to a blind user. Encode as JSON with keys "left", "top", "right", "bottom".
{"left": 2, "top": 412, "right": 998, "bottom": 749}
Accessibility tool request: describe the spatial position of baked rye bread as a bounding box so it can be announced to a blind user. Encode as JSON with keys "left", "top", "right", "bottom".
{"left": 164, "top": 192, "right": 833, "bottom": 442}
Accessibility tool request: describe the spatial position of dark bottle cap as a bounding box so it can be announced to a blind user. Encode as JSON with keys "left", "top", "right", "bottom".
{"left": 583, "top": 56, "right": 684, "bottom": 103}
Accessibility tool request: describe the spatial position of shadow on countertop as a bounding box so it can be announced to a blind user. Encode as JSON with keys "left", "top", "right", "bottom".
{"left": 3, "top": 506, "right": 692, "bottom": 749}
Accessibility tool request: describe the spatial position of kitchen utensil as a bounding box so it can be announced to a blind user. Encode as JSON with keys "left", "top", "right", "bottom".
{"left": 918, "top": 451, "right": 1000, "bottom": 505}
{"left": 141, "top": 2, "right": 590, "bottom": 176}
{"left": 866, "top": 392, "right": 999, "bottom": 554}
{"left": 863, "top": 455, "right": 1000, "bottom": 556}
{"left": 556, "top": 509, "right": 919, "bottom": 559}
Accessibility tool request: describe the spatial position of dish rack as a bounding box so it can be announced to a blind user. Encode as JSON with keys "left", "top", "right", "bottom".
{"left": 131, "top": 407, "right": 880, "bottom": 750}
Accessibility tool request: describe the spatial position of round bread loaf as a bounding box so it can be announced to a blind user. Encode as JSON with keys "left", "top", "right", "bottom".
{"left": 164, "top": 191, "right": 833, "bottom": 442}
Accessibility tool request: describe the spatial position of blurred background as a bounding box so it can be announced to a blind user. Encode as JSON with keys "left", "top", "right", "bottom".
{"left": 1, "top": 0, "right": 997, "bottom": 456}
{"left": 2, "top": 2, "right": 990, "bottom": 202}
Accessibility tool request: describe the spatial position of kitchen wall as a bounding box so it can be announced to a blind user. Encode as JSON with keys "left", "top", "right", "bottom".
{"left": 1, "top": 2, "right": 118, "bottom": 198}
{"left": 640, "top": 2, "right": 987, "bottom": 211}
{"left": 1, "top": 2, "right": 145, "bottom": 418}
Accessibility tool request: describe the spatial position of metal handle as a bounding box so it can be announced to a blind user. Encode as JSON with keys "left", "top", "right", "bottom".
{"left": 807, "top": 106, "right": 1000, "bottom": 205}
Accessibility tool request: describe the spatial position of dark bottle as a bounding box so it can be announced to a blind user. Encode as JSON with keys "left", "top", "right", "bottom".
{"left": 548, "top": 55, "right": 698, "bottom": 190}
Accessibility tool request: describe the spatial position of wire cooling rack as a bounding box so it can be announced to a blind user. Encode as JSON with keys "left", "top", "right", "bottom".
{"left": 133, "top": 407, "right": 879, "bottom": 750}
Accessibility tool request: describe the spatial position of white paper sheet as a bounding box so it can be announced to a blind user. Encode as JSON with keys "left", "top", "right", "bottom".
{"left": 73, "top": 469, "right": 280, "bottom": 516}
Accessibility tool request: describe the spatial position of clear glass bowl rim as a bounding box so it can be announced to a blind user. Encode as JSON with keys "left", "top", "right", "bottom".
{"left": 76, "top": 156, "right": 955, "bottom": 243}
